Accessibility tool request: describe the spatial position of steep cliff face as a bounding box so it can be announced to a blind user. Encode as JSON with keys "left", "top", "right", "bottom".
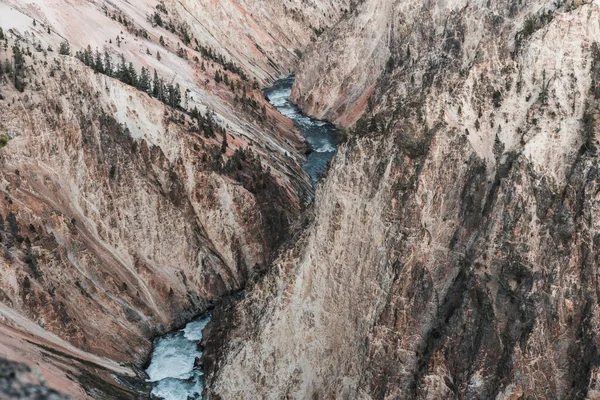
{"left": 207, "top": 0, "right": 600, "bottom": 398}
{"left": 0, "top": 0, "right": 348, "bottom": 397}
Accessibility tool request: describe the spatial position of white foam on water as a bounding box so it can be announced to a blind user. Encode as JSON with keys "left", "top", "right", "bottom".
{"left": 266, "top": 78, "right": 337, "bottom": 183}
{"left": 315, "top": 143, "right": 336, "bottom": 153}
{"left": 146, "top": 334, "right": 199, "bottom": 382}
{"left": 267, "top": 88, "right": 292, "bottom": 108}
{"left": 146, "top": 315, "right": 211, "bottom": 399}
{"left": 150, "top": 373, "right": 204, "bottom": 400}
{"left": 183, "top": 318, "right": 210, "bottom": 341}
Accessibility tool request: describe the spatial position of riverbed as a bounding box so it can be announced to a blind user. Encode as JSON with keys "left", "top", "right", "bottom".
{"left": 145, "top": 78, "right": 337, "bottom": 399}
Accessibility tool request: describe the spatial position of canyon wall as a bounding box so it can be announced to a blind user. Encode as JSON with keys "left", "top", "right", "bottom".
{"left": 207, "top": 0, "right": 600, "bottom": 398}
{"left": 0, "top": 0, "right": 349, "bottom": 397}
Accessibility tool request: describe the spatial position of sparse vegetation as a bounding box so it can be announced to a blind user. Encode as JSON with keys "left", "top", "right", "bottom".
{"left": 73, "top": 45, "right": 182, "bottom": 108}
{"left": 0, "top": 134, "right": 8, "bottom": 149}
{"left": 492, "top": 90, "right": 502, "bottom": 108}
{"left": 58, "top": 40, "right": 71, "bottom": 55}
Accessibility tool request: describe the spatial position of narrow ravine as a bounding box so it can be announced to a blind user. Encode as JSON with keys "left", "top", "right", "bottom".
{"left": 145, "top": 77, "right": 337, "bottom": 399}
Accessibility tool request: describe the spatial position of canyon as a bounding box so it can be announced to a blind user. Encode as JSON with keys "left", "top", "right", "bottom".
{"left": 1, "top": 0, "right": 600, "bottom": 399}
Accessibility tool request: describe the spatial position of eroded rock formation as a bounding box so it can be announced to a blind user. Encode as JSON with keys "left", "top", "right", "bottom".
{"left": 0, "top": 0, "right": 349, "bottom": 397}
{"left": 206, "top": 1, "right": 600, "bottom": 398}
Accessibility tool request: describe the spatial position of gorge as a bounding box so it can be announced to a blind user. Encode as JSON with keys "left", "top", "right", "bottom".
{"left": 146, "top": 77, "right": 338, "bottom": 399}
{"left": 1, "top": 0, "right": 600, "bottom": 399}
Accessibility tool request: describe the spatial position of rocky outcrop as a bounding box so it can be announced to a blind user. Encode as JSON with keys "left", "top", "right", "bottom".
{"left": 207, "top": 0, "right": 600, "bottom": 398}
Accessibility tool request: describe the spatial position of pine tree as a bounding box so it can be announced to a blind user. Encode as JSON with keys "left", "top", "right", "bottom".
{"left": 215, "top": 70, "right": 221, "bottom": 83}
{"left": 166, "top": 83, "right": 175, "bottom": 107}
{"left": 221, "top": 132, "right": 227, "bottom": 153}
{"left": 190, "top": 106, "right": 200, "bottom": 120}
{"left": 173, "top": 83, "right": 181, "bottom": 108}
{"left": 127, "top": 62, "right": 137, "bottom": 86}
{"left": 116, "top": 54, "right": 128, "bottom": 83}
{"left": 94, "top": 49, "right": 104, "bottom": 73}
{"left": 104, "top": 51, "right": 113, "bottom": 76}
{"left": 12, "top": 44, "right": 26, "bottom": 92}
{"left": 157, "top": 51, "right": 161, "bottom": 61}
{"left": 58, "top": 40, "right": 70, "bottom": 55}
{"left": 138, "top": 67, "right": 150, "bottom": 93}
{"left": 84, "top": 44, "right": 92, "bottom": 66}
{"left": 158, "top": 78, "right": 165, "bottom": 102}
{"left": 152, "top": 69, "right": 160, "bottom": 97}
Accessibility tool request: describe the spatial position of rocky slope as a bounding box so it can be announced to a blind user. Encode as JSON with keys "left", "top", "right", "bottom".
{"left": 207, "top": 0, "right": 600, "bottom": 399}
{"left": 0, "top": 0, "right": 349, "bottom": 397}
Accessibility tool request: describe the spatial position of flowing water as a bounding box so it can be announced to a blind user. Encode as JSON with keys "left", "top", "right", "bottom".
{"left": 146, "top": 316, "right": 210, "bottom": 399}
{"left": 146, "top": 78, "right": 337, "bottom": 399}
{"left": 265, "top": 77, "right": 337, "bottom": 184}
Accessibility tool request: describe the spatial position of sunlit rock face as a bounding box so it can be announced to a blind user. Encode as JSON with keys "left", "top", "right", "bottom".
{"left": 207, "top": 1, "right": 600, "bottom": 399}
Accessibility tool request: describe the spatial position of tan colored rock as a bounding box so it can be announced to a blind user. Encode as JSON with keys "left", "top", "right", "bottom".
{"left": 208, "top": 1, "right": 600, "bottom": 398}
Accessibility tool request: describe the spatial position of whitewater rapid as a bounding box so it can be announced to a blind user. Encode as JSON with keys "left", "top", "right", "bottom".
{"left": 265, "top": 77, "right": 337, "bottom": 183}
{"left": 146, "top": 316, "right": 211, "bottom": 399}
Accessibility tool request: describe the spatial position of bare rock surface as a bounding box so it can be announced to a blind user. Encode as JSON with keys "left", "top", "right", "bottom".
{"left": 207, "top": 0, "right": 600, "bottom": 399}
{"left": 0, "top": 0, "right": 348, "bottom": 397}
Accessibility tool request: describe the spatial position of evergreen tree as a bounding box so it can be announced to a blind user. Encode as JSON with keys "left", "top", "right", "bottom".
{"left": 190, "top": 106, "right": 200, "bottom": 120}
{"left": 127, "top": 62, "right": 137, "bottom": 86}
{"left": 83, "top": 44, "right": 92, "bottom": 66}
{"left": 157, "top": 78, "right": 165, "bottom": 102}
{"left": 152, "top": 69, "right": 160, "bottom": 97}
{"left": 12, "top": 44, "right": 26, "bottom": 92}
{"left": 166, "top": 83, "right": 175, "bottom": 107}
{"left": 157, "top": 51, "right": 161, "bottom": 61}
{"left": 58, "top": 40, "right": 70, "bottom": 55}
{"left": 221, "top": 132, "right": 227, "bottom": 153}
{"left": 138, "top": 67, "right": 150, "bottom": 93}
{"left": 173, "top": 83, "right": 181, "bottom": 108}
{"left": 94, "top": 48, "right": 104, "bottom": 73}
{"left": 215, "top": 70, "right": 221, "bottom": 83}
{"left": 117, "top": 54, "right": 128, "bottom": 82}
{"left": 104, "top": 51, "right": 113, "bottom": 76}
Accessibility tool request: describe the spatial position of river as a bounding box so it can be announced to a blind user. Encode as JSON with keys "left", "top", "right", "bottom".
{"left": 145, "top": 77, "right": 337, "bottom": 399}
{"left": 265, "top": 77, "right": 337, "bottom": 184}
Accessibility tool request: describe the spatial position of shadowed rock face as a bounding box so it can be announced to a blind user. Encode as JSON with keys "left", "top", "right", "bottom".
{"left": 206, "top": 1, "right": 600, "bottom": 399}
